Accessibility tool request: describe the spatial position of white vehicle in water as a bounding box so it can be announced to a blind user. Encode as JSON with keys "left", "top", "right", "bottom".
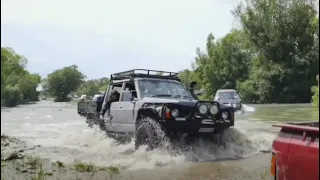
{"left": 214, "top": 89, "right": 242, "bottom": 111}
{"left": 77, "top": 69, "right": 236, "bottom": 149}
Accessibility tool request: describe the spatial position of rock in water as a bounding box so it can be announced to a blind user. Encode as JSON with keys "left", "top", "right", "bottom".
{"left": 4, "top": 152, "right": 19, "bottom": 161}
{"left": 4, "top": 152, "right": 24, "bottom": 161}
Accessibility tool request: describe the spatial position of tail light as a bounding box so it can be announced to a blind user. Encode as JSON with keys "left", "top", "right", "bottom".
{"left": 271, "top": 152, "right": 276, "bottom": 178}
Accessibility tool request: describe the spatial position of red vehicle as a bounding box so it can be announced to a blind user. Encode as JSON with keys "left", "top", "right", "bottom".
{"left": 271, "top": 122, "right": 319, "bottom": 180}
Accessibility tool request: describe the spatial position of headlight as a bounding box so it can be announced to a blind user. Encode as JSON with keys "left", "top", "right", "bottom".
{"left": 222, "top": 112, "right": 229, "bottom": 119}
{"left": 232, "top": 103, "right": 236, "bottom": 108}
{"left": 209, "top": 104, "right": 219, "bottom": 115}
{"left": 199, "top": 104, "right": 208, "bottom": 114}
{"left": 172, "top": 109, "right": 179, "bottom": 117}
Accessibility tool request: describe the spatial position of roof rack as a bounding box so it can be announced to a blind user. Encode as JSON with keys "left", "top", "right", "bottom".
{"left": 111, "top": 69, "right": 180, "bottom": 81}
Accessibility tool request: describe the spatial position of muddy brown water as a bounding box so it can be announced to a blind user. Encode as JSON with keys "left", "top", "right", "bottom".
{"left": 1, "top": 102, "right": 318, "bottom": 179}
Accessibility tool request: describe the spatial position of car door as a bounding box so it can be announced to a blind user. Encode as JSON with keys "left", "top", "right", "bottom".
{"left": 101, "top": 84, "right": 121, "bottom": 133}
{"left": 108, "top": 82, "right": 126, "bottom": 134}
{"left": 108, "top": 101, "right": 121, "bottom": 133}
{"left": 114, "top": 82, "right": 136, "bottom": 135}
{"left": 117, "top": 100, "right": 136, "bottom": 135}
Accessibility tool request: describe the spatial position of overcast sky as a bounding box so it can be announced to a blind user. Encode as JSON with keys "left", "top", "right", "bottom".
{"left": 1, "top": 0, "right": 241, "bottom": 79}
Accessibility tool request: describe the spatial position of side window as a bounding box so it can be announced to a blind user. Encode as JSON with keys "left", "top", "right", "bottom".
{"left": 120, "top": 81, "right": 137, "bottom": 101}
{"left": 104, "top": 83, "right": 123, "bottom": 102}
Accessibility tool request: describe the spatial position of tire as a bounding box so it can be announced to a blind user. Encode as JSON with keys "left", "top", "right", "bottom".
{"left": 135, "top": 118, "right": 165, "bottom": 150}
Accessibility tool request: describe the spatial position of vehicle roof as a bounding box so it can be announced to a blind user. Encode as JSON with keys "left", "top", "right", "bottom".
{"left": 111, "top": 69, "right": 180, "bottom": 82}
{"left": 135, "top": 77, "right": 181, "bottom": 82}
{"left": 112, "top": 79, "right": 132, "bottom": 84}
{"left": 112, "top": 78, "right": 182, "bottom": 84}
{"left": 216, "top": 89, "right": 237, "bottom": 93}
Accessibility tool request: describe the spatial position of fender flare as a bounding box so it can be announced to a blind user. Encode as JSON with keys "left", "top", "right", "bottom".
{"left": 136, "top": 108, "right": 160, "bottom": 125}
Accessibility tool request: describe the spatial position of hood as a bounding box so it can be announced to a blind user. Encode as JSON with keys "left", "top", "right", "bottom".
{"left": 143, "top": 97, "right": 198, "bottom": 107}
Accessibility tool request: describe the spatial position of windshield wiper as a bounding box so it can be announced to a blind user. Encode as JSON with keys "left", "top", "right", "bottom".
{"left": 152, "top": 94, "right": 172, "bottom": 97}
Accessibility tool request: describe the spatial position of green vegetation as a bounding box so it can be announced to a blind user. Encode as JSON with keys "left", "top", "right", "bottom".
{"left": 1, "top": 47, "right": 41, "bottom": 107}
{"left": 73, "top": 160, "right": 97, "bottom": 172}
{"left": 76, "top": 77, "right": 109, "bottom": 96}
{"left": 2, "top": 0, "right": 319, "bottom": 104}
{"left": 312, "top": 75, "right": 319, "bottom": 109}
{"left": 40, "top": 67, "right": 109, "bottom": 102}
{"left": 41, "top": 65, "right": 85, "bottom": 102}
{"left": 189, "top": 0, "right": 319, "bottom": 103}
{"left": 72, "top": 160, "right": 121, "bottom": 180}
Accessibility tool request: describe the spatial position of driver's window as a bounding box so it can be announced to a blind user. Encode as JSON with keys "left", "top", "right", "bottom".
{"left": 121, "top": 81, "right": 137, "bottom": 101}
{"left": 105, "top": 83, "right": 122, "bottom": 102}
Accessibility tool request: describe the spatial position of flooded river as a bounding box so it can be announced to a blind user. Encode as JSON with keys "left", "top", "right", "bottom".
{"left": 1, "top": 102, "right": 318, "bottom": 179}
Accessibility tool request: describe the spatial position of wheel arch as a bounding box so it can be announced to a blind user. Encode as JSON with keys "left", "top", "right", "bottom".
{"left": 136, "top": 108, "right": 160, "bottom": 125}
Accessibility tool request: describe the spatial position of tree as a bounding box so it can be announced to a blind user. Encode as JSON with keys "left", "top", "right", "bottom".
{"left": 43, "top": 65, "right": 85, "bottom": 102}
{"left": 77, "top": 77, "right": 109, "bottom": 96}
{"left": 99, "top": 85, "right": 108, "bottom": 92}
{"left": 233, "top": 0, "right": 319, "bottom": 103}
{"left": 192, "top": 30, "right": 253, "bottom": 99}
{"left": 2, "top": 85, "right": 22, "bottom": 107}
{"left": 178, "top": 69, "right": 194, "bottom": 88}
{"left": 1, "top": 47, "right": 41, "bottom": 107}
{"left": 17, "top": 73, "right": 41, "bottom": 101}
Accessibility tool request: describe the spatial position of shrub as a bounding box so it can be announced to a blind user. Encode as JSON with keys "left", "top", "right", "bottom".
{"left": 2, "top": 85, "right": 22, "bottom": 107}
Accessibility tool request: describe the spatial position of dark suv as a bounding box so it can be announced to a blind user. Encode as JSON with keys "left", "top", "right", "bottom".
{"left": 77, "top": 69, "right": 235, "bottom": 149}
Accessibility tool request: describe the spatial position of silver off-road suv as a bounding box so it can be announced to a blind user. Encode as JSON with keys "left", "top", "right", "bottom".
{"left": 77, "top": 69, "right": 235, "bottom": 149}
{"left": 214, "top": 89, "right": 242, "bottom": 111}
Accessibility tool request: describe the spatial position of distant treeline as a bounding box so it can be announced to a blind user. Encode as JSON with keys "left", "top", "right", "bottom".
{"left": 2, "top": 0, "right": 319, "bottom": 107}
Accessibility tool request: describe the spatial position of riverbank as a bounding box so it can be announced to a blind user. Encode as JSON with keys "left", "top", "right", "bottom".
{"left": 1, "top": 134, "right": 124, "bottom": 180}
{"left": 1, "top": 134, "right": 271, "bottom": 180}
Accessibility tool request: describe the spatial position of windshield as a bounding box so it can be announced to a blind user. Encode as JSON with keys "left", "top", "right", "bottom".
{"left": 217, "top": 92, "right": 238, "bottom": 99}
{"left": 138, "top": 79, "right": 193, "bottom": 99}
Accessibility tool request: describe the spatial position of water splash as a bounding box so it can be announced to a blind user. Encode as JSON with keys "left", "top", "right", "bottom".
{"left": 1, "top": 101, "right": 275, "bottom": 171}
{"left": 241, "top": 104, "right": 255, "bottom": 112}
{"left": 19, "top": 122, "right": 274, "bottom": 170}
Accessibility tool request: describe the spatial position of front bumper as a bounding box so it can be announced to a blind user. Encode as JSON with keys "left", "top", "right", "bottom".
{"left": 155, "top": 101, "right": 235, "bottom": 135}
{"left": 160, "top": 117, "right": 233, "bottom": 135}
